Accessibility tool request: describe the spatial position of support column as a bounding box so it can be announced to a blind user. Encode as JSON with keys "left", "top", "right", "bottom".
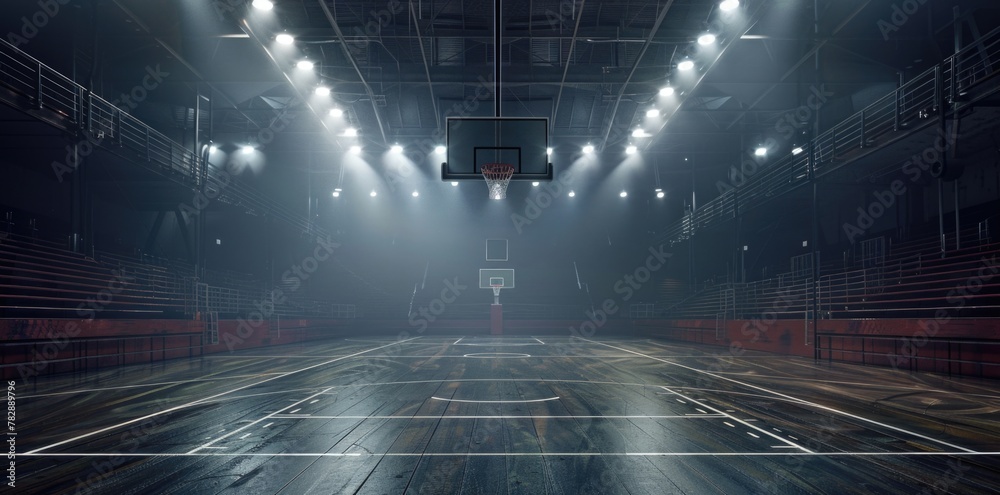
{"left": 490, "top": 304, "right": 503, "bottom": 335}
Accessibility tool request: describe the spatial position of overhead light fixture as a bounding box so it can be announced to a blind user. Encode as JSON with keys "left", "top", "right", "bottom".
{"left": 332, "top": 191, "right": 340, "bottom": 198}
{"left": 370, "top": 190, "right": 377, "bottom": 197}
{"left": 678, "top": 59, "right": 695, "bottom": 71}
{"left": 252, "top": 0, "right": 274, "bottom": 11}
{"left": 646, "top": 109, "right": 660, "bottom": 118}
{"left": 583, "top": 144, "right": 595, "bottom": 153}
{"left": 296, "top": 60, "right": 314, "bottom": 70}
{"left": 626, "top": 145, "right": 638, "bottom": 155}
{"left": 434, "top": 145, "right": 446, "bottom": 154}
{"left": 349, "top": 145, "right": 362, "bottom": 154}
{"left": 657, "top": 191, "right": 665, "bottom": 198}
{"left": 755, "top": 147, "right": 768, "bottom": 157}
{"left": 276, "top": 33, "right": 294, "bottom": 45}
{"left": 451, "top": 181, "right": 459, "bottom": 186}
{"left": 208, "top": 145, "right": 218, "bottom": 153}
{"left": 344, "top": 127, "right": 358, "bottom": 137}
{"left": 698, "top": 33, "right": 717, "bottom": 46}
{"left": 568, "top": 190, "right": 576, "bottom": 197}
{"left": 659, "top": 86, "right": 675, "bottom": 97}
{"left": 632, "top": 129, "right": 647, "bottom": 138}
{"left": 720, "top": 0, "right": 740, "bottom": 12}
{"left": 315, "top": 86, "right": 330, "bottom": 96}
{"left": 620, "top": 191, "right": 628, "bottom": 198}
{"left": 241, "top": 145, "right": 254, "bottom": 154}
{"left": 412, "top": 190, "right": 419, "bottom": 197}
{"left": 546, "top": 147, "right": 553, "bottom": 156}
{"left": 531, "top": 181, "right": 540, "bottom": 187}
{"left": 390, "top": 144, "right": 404, "bottom": 153}
{"left": 792, "top": 146, "right": 804, "bottom": 155}
{"left": 329, "top": 108, "right": 344, "bottom": 117}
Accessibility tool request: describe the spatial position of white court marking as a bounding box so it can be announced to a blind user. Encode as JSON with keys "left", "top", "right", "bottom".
{"left": 19, "top": 373, "right": 288, "bottom": 398}
{"left": 26, "top": 337, "right": 423, "bottom": 455}
{"left": 462, "top": 352, "right": 532, "bottom": 358}
{"left": 22, "top": 451, "right": 1000, "bottom": 457}
{"left": 431, "top": 396, "right": 560, "bottom": 404}
{"left": 268, "top": 414, "right": 723, "bottom": 420}
{"left": 580, "top": 338, "right": 978, "bottom": 453}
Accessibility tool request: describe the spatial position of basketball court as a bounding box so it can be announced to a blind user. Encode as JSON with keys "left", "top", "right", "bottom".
{"left": 15, "top": 336, "right": 1000, "bottom": 493}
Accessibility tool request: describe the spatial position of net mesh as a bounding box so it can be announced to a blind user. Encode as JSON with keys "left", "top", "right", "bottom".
{"left": 481, "top": 163, "right": 515, "bottom": 200}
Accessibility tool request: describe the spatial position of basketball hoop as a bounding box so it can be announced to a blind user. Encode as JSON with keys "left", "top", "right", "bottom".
{"left": 481, "top": 163, "right": 515, "bottom": 200}
{"left": 491, "top": 283, "right": 503, "bottom": 305}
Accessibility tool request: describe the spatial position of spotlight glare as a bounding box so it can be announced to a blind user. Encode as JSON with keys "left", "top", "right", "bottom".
{"left": 626, "top": 145, "right": 638, "bottom": 155}
{"left": 451, "top": 181, "right": 459, "bottom": 186}
{"left": 296, "top": 60, "right": 314, "bottom": 70}
{"left": 583, "top": 144, "right": 595, "bottom": 153}
{"left": 344, "top": 127, "right": 358, "bottom": 137}
{"left": 315, "top": 86, "right": 331, "bottom": 96}
{"left": 698, "top": 33, "right": 717, "bottom": 46}
{"left": 659, "top": 86, "right": 675, "bottom": 96}
{"left": 390, "top": 144, "right": 404, "bottom": 153}
{"left": 678, "top": 59, "right": 695, "bottom": 71}
{"left": 332, "top": 191, "right": 340, "bottom": 198}
{"left": 632, "top": 128, "right": 647, "bottom": 138}
{"left": 755, "top": 147, "right": 768, "bottom": 157}
{"left": 252, "top": 0, "right": 273, "bottom": 10}
{"left": 720, "top": 0, "right": 740, "bottom": 12}
{"left": 646, "top": 109, "right": 660, "bottom": 118}
{"left": 412, "top": 190, "right": 419, "bottom": 197}
{"left": 792, "top": 146, "right": 804, "bottom": 155}
{"left": 241, "top": 145, "right": 254, "bottom": 154}
{"left": 620, "top": 191, "right": 628, "bottom": 198}
{"left": 568, "top": 190, "right": 576, "bottom": 197}
{"left": 349, "top": 145, "right": 362, "bottom": 154}
{"left": 208, "top": 145, "right": 218, "bottom": 153}
{"left": 657, "top": 191, "right": 665, "bottom": 199}
{"left": 532, "top": 181, "right": 540, "bottom": 187}
{"left": 329, "top": 108, "right": 344, "bottom": 117}
{"left": 370, "top": 190, "right": 377, "bottom": 197}
{"left": 546, "top": 147, "right": 553, "bottom": 156}
{"left": 276, "top": 33, "right": 294, "bottom": 45}
{"left": 434, "top": 145, "right": 446, "bottom": 154}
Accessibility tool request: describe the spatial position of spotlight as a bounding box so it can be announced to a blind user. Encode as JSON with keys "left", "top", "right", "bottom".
{"left": 720, "top": 0, "right": 740, "bottom": 12}
{"left": 451, "top": 181, "right": 459, "bottom": 186}
{"left": 329, "top": 108, "right": 344, "bottom": 117}
{"left": 241, "top": 145, "right": 254, "bottom": 154}
{"left": 276, "top": 33, "right": 294, "bottom": 45}
{"left": 349, "top": 145, "right": 362, "bottom": 154}
{"left": 698, "top": 33, "right": 717, "bottom": 46}
{"left": 646, "top": 109, "right": 660, "bottom": 118}
{"left": 792, "top": 146, "right": 804, "bottom": 155}
{"left": 546, "top": 147, "right": 553, "bottom": 156}
{"left": 632, "top": 128, "right": 647, "bottom": 138}
{"left": 208, "top": 145, "right": 218, "bottom": 153}
{"left": 344, "top": 127, "right": 358, "bottom": 137}
{"left": 532, "top": 181, "right": 540, "bottom": 187}
{"left": 296, "top": 60, "right": 314, "bottom": 70}
{"left": 332, "top": 191, "right": 340, "bottom": 198}
{"left": 252, "top": 0, "right": 274, "bottom": 10}
{"left": 315, "top": 86, "right": 330, "bottom": 96}
{"left": 657, "top": 191, "right": 665, "bottom": 198}
{"left": 390, "top": 144, "right": 403, "bottom": 153}
{"left": 568, "top": 190, "right": 576, "bottom": 197}
{"left": 370, "top": 190, "right": 377, "bottom": 197}
{"left": 755, "top": 147, "right": 768, "bottom": 157}
{"left": 678, "top": 59, "right": 695, "bottom": 71}
{"left": 626, "top": 145, "right": 638, "bottom": 155}
{"left": 412, "top": 190, "right": 419, "bottom": 197}
{"left": 583, "top": 144, "right": 595, "bottom": 153}
{"left": 620, "top": 191, "right": 628, "bottom": 198}
{"left": 659, "top": 86, "right": 675, "bottom": 96}
{"left": 434, "top": 145, "right": 446, "bottom": 154}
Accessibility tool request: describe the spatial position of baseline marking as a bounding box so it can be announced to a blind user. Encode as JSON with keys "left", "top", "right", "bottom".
{"left": 431, "top": 396, "right": 559, "bottom": 404}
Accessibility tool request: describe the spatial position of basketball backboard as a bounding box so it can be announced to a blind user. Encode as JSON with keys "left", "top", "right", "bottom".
{"left": 443, "top": 117, "right": 553, "bottom": 181}
{"left": 479, "top": 268, "right": 515, "bottom": 289}
{"left": 486, "top": 239, "right": 508, "bottom": 262}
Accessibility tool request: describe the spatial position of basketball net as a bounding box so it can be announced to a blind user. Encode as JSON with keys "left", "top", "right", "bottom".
{"left": 491, "top": 285, "right": 502, "bottom": 305}
{"left": 481, "top": 163, "right": 515, "bottom": 200}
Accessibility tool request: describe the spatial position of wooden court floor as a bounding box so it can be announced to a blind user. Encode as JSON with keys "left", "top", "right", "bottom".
{"left": 12, "top": 335, "right": 1000, "bottom": 494}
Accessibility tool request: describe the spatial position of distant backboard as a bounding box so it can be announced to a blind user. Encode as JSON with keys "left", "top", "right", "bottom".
{"left": 486, "top": 239, "right": 508, "bottom": 262}
{"left": 443, "top": 117, "right": 553, "bottom": 181}
{"left": 479, "top": 268, "right": 515, "bottom": 289}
